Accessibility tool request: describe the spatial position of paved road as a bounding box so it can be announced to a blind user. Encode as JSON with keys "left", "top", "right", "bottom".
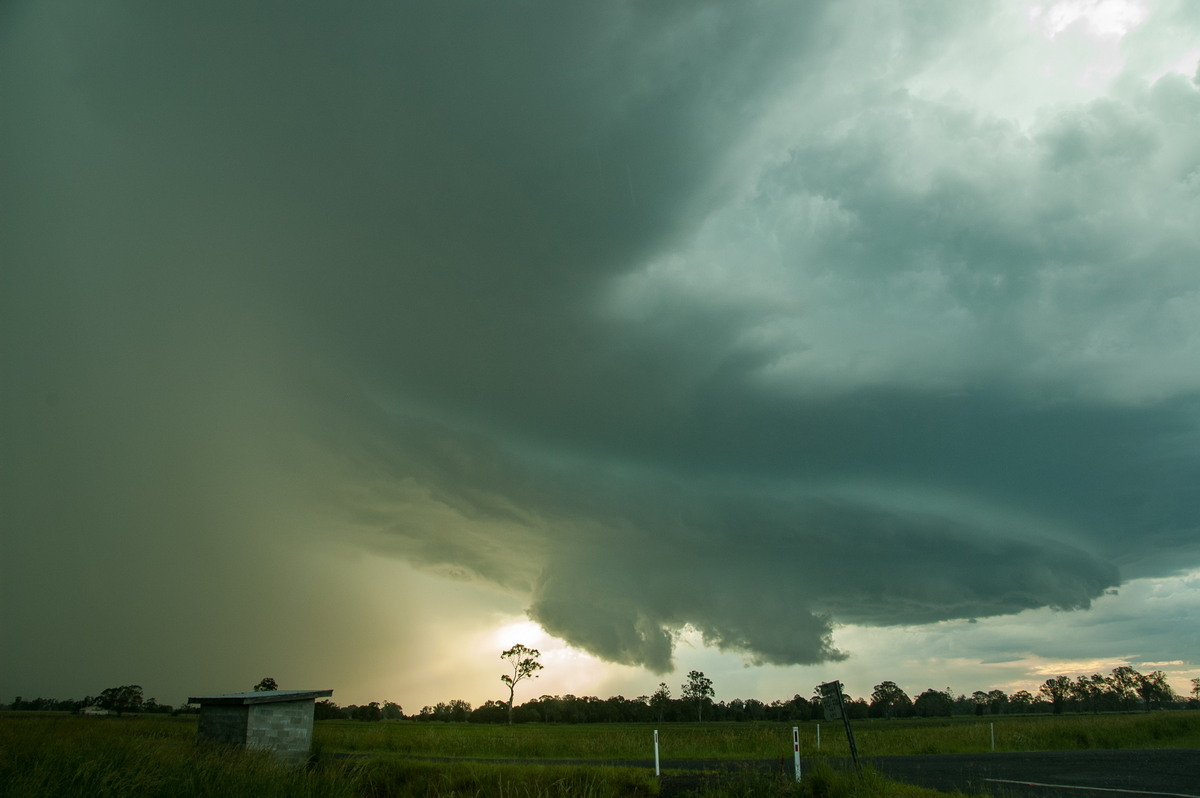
{"left": 861, "top": 749, "right": 1200, "bottom": 797}
{"left": 634, "top": 749, "right": 1200, "bottom": 797}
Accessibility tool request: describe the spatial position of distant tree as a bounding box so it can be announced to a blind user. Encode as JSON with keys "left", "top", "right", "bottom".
{"left": 1135, "top": 670, "right": 1173, "bottom": 712}
{"left": 448, "top": 698, "right": 472, "bottom": 722}
{"left": 784, "top": 693, "right": 811, "bottom": 721}
{"left": 253, "top": 678, "right": 278, "bottom": 692}
{"left": 314, "top": 699, "right": 346, "bottom": 720}
{"left": 352, "top": 701, "right": 382, "bottom": 722}
{"left": 1191, "top": 678, "right": 1199, "bottom": 704}
{"left": 500, "top": 644, "right": 543, "bottom": 725}
{"left": 1010, "top": 690, "right": 1034, "bottom": 713}
{"left": 381, "top": 701, "right": 404, "bottom": 720}
{"left": 650, "top": 682, "right": 672, "bottom": 722}
{"left": 869, "top": 681, "right": 913, "bottom": 719}
{"left": 971, "top": 691, "right": 990, "bottom": 716}
{"left": 913, "top": 688, "right": 954, "bottom": 717}
{"left": 97, "top": 685, "right": 144, "bottom": 716}
{"left": 1039, "top": 676, "right": 1071, "bottom": 714}
{"left": 1107, "top": 666, "right": 1140, "bottom": 710}
{"left": 469, "top": 699, "right": 509, "bottom": 724}
{"left": 681, "top": 670, "right": 714, "bottom": 722}
{"left": 1071, "top": 675, "right": 1104, "bottom": 713}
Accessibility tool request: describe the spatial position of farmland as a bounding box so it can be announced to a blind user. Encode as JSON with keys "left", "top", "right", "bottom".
{"left": 2, "top": 711, "right": 1198, "bottom": 796}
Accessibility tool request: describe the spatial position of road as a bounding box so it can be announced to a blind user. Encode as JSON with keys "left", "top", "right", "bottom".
{"left": 860, "top": 749, "right": 1200, "bottom": 797}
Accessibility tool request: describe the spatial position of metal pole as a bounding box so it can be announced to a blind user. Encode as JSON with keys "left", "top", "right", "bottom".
{"left": 836, "top": 685, "right": 861, "bottom": 771}
{"left": 793, "top": 726, "right": 802, "bottom": 781}
{"left": 654, "top": 729, "right": 660, "bottom": 777}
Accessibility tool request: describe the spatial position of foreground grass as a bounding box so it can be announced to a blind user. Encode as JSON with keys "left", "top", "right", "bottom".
{"left": 0, "top": 715, "right": 657, "bottom": 798}
{"left": 5, "top": 711, "right": 1197, "bottom": 797}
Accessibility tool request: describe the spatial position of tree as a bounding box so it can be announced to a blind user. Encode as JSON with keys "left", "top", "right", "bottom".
{"left": 381, "top": 701, "right": 404, "bottom": 720}
{"left": 97, "top": 685, "right": 143, "bottom": 716}
{"left": 869, "top": 681, "right": 913, "bottom": 719}
{"left": 1107, "top": 666, "right": 1140, "bottom": 710}
{"left": 1039, "top": 676, "right": 1071, "bottom": 714}
{"left": 681, "top": 670, "right": 714, "bottom": 722}
{"left": 650, "top": 682, "right": 672, "bottom": 722}
{"left": 913, "top": 688, "right": 953, "bottom": 717}
{"left": 1135, "top": 670, "right": 1173, "bottom": 712}
{"left": 1010, "top": 689, "right": 1034, "bottom": 713}
{"left": 500, "top": 644, "right": 543, "bottom": 725}
{"left": 352, "top": 701, "right": 382, "bottom": 722}
{"left": 970, "top": 691, "right": 990, "bottom": 716}
{"left": 1071, "top": 675, "right": 1104, "bottom": 713}
{"left": 253, "top": 677, "right": 278, "bottom": 692}
{"left": 314, "top": 699, "right": 345, "bottom": 720}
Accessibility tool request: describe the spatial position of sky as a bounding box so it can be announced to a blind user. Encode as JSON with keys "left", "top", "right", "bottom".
{"left": 2, "top": 0, "right": 1200, "bottom": 712}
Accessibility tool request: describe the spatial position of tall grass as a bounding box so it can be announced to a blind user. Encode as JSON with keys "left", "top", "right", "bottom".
{"left": 316, "top": 721, "right": 802, "bottom": 760}
{"left": 0, "top": 714, "right": 357, "bottom": 798}
{"left": 5, "top": 712, "right": 1195, "bottom": 797}
{"left": 0, "top": 715, "right": 657, "bottom": 797}
{"left": 313, "top": 713, "right": 1200, "bottom": 761}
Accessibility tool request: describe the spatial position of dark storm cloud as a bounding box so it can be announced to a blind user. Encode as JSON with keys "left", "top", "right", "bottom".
{"left": 3, "top": 0, "right": 1199, "bottom": 690}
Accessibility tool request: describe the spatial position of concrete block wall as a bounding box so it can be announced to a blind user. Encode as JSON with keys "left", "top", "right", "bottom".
{"left": 191, "top": 690, "right": 331, "bottom": 766}
{"left": 197, "top": 704, "right": 249, "bottom": 745}
{"left": 246, "top": 701, "right": 316, "bottom": 764}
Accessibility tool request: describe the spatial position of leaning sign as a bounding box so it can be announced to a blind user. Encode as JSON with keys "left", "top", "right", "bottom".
{"left": 818, "top": 680, "right": 860, "bottom": 770}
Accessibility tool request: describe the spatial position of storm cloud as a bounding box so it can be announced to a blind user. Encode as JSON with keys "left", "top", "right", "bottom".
{"left": 3, "top": 0, "right": 1199, "bottom": 697}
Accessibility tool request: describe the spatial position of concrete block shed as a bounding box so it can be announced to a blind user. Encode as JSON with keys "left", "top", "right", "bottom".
{"left": 187, "top": 689, "right": 333, "bottom": 764}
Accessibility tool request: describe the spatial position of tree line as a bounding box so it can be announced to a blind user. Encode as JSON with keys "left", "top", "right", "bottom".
{"left": 7, "top": 667, "right": 1197, "bottom": 723}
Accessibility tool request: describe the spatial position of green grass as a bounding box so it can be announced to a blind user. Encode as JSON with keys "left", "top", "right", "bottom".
{"left": 4, "top": 711, "right": 1197, "bottom": 797}
{"left": 312, "top": 712, "right": 1200, "bottom": 761}
{"left": 0, "top": 715, "right": 655, "bottom": 798}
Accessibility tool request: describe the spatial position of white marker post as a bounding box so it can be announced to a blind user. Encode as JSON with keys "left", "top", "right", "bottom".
{"left": 817, "top": 723, "right": 821, "bottom": 751}
{"left": 990, "top": 722, "right": 995, "bottom": 752}
{"left": 654, "top": 729, "right": 660, "bottom": 777}
{"left": 793, "top": 726, "right": 802, "bottom": 782}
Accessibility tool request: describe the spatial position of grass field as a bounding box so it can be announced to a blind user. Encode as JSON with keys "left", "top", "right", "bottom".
{"left": 2, "top": 711, "right": 1197, "bottom": 797}
{"left": 313, "top": 711, "right": 1200, "bottom": 760}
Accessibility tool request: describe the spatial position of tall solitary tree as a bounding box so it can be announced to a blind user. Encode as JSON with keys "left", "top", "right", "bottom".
{"left": 681, "top": 670, "right": 714, "bottom": 722}
{"left": 500, "top": 644, "right": 543, "bottom": 725}
{"left": 253, "top": 677, "right": 278, "bottom": 692}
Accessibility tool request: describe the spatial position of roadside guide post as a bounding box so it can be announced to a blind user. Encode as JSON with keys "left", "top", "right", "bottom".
{"left": 654, "top": 729, "right": 660, "bottom": 777}
{"left": 818, "top": 680, "right": 860, "bottom": 771}
{"left": 793, "top": 726, "right": 802, "bottom": 781}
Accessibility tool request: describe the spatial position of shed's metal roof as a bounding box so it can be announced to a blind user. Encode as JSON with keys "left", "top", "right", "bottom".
{"left": 187, "top": 689, "right": 333, "bottom": 705}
